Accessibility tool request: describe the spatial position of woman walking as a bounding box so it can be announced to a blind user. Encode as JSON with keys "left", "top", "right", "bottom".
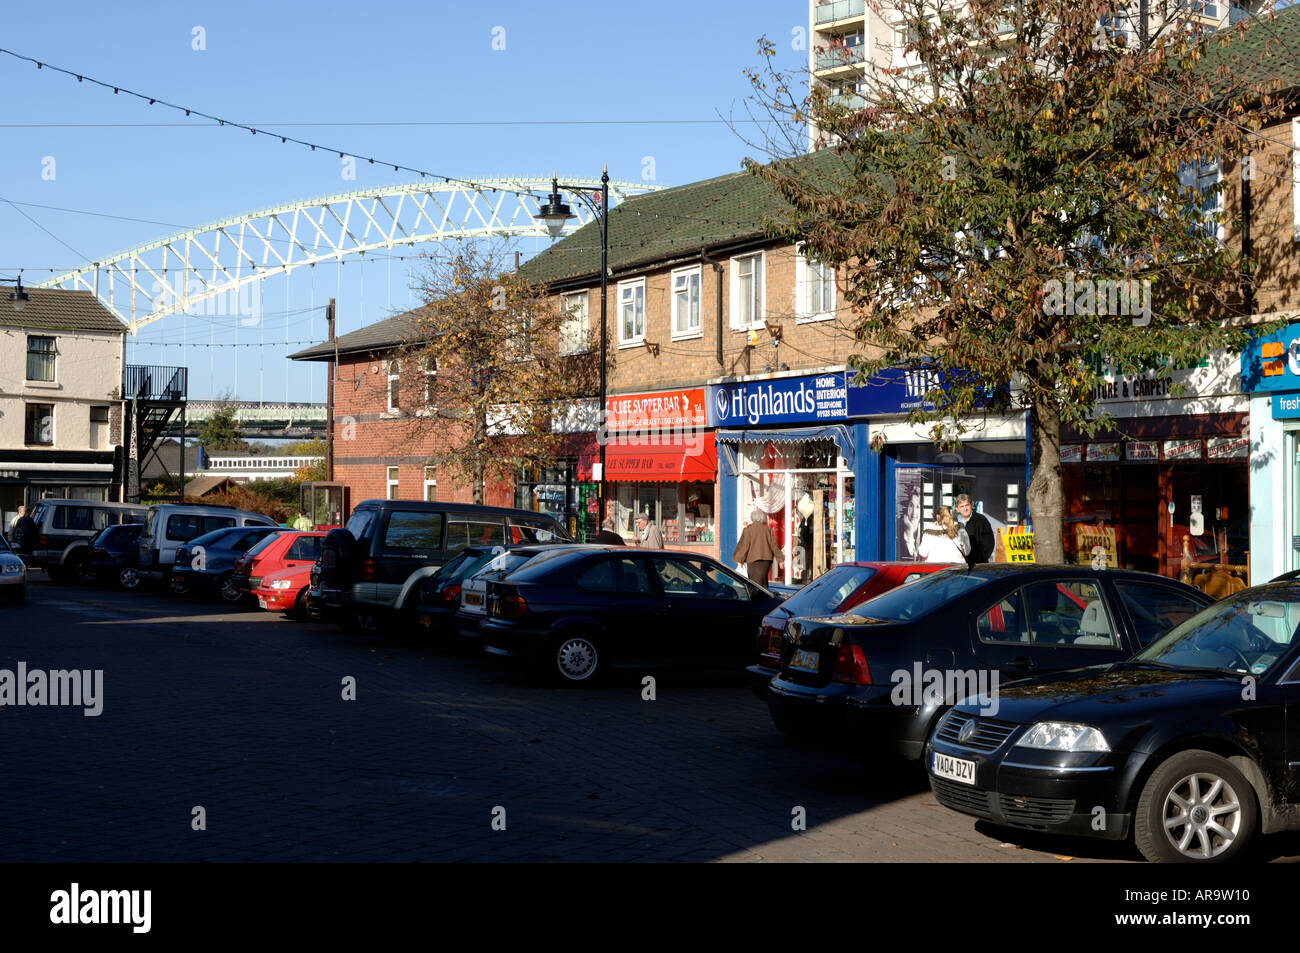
{"left": 918, "top": 505, "right": 970, "bottom": 565}
{"left": 733, "top": 509, "right": 783, "bottom": 585}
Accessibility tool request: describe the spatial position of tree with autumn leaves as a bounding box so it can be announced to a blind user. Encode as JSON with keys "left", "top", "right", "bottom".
{"left": 745, "top": 0, "right": 1295, "bottom": 561}
{"left": 403, "top": 244, "right": 601, "bottom": 505}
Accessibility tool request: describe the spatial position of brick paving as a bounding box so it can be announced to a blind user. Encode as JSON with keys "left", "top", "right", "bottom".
{"left": 4, "top": 577, "right": 1295, "bottom": 863}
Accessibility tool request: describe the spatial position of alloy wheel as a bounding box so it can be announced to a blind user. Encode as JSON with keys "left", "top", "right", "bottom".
{"left": 1161, "top": 772, "right": 1242, "bottom": 860}
{"left": 555, "top": 636, "right": 599, "bottom": 681}
{"left": 218, "top": 573, "right": 243, "bottom": 603}
{"left": 119, "top": 567, "right": 141, "bottom": 590}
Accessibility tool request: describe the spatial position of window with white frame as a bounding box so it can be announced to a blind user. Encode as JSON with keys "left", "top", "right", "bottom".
{"left": 423, "top": 465, "right": 437, "bottom": 501}
{"left": 424, "top": 353, "right": 437, "bottom": 409}
{"left": 730, "top": 253, "right": 764, "bottom": 329}
{"left": 671, "top": 267, "right": 701, "bottom": 338}
{"left": 386, "top": 466, "right": 400, "bottom": 500}
{"left": 560, "top": 292, "right": 590, "bottom": 355}
{"left": 387, "top": 359, "right": 401, "bottom": 412}
{"left": 26, "top": 335, "right": 56, "bottom": 382}
{"left": 1178, "top": 156, "right": 1222, "bottom": 241}
{"left": 797, "top": 247, "right": 836, "bottom": 321}
{"left": 618, "top": 279, "right": 645, "bottom": 345}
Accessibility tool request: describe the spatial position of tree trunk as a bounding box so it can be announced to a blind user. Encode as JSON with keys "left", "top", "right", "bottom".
{"left": 1026, "top": 397, "right": 1064, "bottom": 564}
{"left": 473, "top": 458, "right": 485, "bottom": 505}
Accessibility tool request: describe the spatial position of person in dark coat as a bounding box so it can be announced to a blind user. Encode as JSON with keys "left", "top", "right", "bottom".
{"left": 11, "top": 507, "right": 37, "bottom": 556}
{"left": 592, "top": 517, "right": 625, "bottom": 545}
{"left": 954, "top": 493, "right": 994, "bottom": 567}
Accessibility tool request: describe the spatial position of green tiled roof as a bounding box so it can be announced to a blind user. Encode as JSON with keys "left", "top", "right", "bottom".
{"left": 518, "top": 150, "right": 848, "bottom": 287}
{"left": 1195, "top": 5, "right": 1300, "bottom": 94}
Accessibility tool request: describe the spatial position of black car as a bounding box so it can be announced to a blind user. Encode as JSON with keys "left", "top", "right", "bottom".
{"left": 479, "top": 546, "right": 783, "bottom": 683}
{"left": 84, "top": 523, "right": 145, "bottom": 589}
{"left": 415, "top": 545, "right": 551, "bottom": 638}
{"left": 313, "top": 499, "right": 571, "bottom": 633}
{"left": 927, "top": 581, "right": 1300, "bottom": 862}
{"left": 767, "top": 565, "right": 1214, "bottom": 761}
{"left": 170, "top": 526, "right": 285, "bottom": 602}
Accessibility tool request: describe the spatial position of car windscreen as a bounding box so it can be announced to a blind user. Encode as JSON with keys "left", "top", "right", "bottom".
{"left": 495, "top": 548, "right": 585, "bottom": 583}
{"left": 778, "top": 566, "right": 877, "bottom": 617}
{"left": 846, "top": 570, "right": 988, "bottom": 622}
{"left": 1137, "top": 590, "right": 1300, "bottom": 676}
{"left": 468, "top": 550, "right": 534, "bottom": 581}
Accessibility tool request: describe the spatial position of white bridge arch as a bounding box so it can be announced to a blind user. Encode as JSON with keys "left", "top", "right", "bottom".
{"left": 35, "top": 177, "right": 659, "bottom": 333}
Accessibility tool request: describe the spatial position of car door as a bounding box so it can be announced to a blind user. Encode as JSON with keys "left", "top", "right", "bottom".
{"left": 376, "top": 511, "right": 444, "bottom": 605}
{"left": 649, "top": 555, "right": 756, "bottom": 661}
{"left": 1110, "top": 578, "right": 1213, "bottom": 649}
{"left": 283, "top": 534, "right": 322, "bottom": 569}
{"left": 1284, "top": 656, "right": 1300, "bottom": 804}
{"left": 973, "top": 577, "right": 1128, "bottom": 681}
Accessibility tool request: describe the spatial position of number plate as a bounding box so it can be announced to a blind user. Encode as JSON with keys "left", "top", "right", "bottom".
{"left": 418, "top": 613, "right": 431, "bottom": 627}
{"left": 257, "top": 598, "right": 267, "bottom": 609}
{"left": 789, "top": 648, "right": 820, "bottom": 673}
{"left": 932, "top": 752, "right": 977, "bottom": 786}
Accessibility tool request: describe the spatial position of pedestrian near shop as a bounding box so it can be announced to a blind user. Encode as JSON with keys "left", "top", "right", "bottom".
{"left": 919, "top": 505, "right": 970, "bottom": 564}
{"left": 954, "top": 493, "right": 994, "bottom": 567}
{"left": 733, "top": 509, "right": 783, "bottom": 585}
{"left": 11, "top": 506, "right": 36, "bottom": 555}
{"left": 592, "top": 517, "right": 624, "bottom": 545}
{"left": 635, "top": 512, "right": 664, "bottom": 549}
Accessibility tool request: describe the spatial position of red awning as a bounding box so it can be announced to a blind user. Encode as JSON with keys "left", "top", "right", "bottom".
{"left": 578, "top": 434, "right": 716, "bottom": 483}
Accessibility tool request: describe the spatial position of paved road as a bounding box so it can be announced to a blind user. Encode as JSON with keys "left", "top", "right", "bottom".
{"left": 3, "top": 576, "right": 1297, "bottom": 863}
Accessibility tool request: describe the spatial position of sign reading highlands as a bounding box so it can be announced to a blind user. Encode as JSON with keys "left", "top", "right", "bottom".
{"left": 708, "top": 374, "right": 847, "bottom": 427}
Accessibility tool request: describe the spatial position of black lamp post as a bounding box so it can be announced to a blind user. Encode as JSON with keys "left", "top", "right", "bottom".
{"left": 536, "top": 168, "right": 610, "bottom": 530}
{"left": 8, "top": 271, "right": 29, "bottom": 312}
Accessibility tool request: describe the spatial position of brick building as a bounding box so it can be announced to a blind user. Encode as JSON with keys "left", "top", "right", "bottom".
{"left": 289, "top": 311, "right": 515, "bottom": 513}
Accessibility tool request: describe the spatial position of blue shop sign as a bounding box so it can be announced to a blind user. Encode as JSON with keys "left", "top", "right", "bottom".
{"left": 1241, "top": 324, "right": 1300, "bottom": 393}
{"left": 846, "top": 366, "right": 1006, "bottom": 416}
{"left": 1274, "top": 393, "right": 1300, "bottom": 419}
{"left": 708, "top": 373, "right": 847, "bottom": 427}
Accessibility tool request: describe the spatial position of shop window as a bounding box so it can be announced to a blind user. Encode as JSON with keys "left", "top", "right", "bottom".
{"left": 612, "top": 482, "right": 715, "bottom": 544}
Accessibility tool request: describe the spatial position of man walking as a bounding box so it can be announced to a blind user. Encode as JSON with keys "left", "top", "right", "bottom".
{"left": 592, "top": 516, "right": 624, "bottom": 545}
{"left": 733, "top": 509, "right": 783, "bottom": 585}
{"left": 635, "top": 511, "right": 664, "bottom": 549}
{"left": 954, "top": 493, "right": 994, "bottom": 568}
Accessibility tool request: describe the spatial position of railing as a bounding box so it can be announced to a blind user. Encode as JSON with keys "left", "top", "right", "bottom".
{"left": 124, "top": 365, "right": 187, "bottom": 401}
{"left": 815, "top": 0, "right": 866, "bottom": 24}
{"left": 204, "top": 456, "right": 323, "bottom": 470}
{"left": 814, "top": 46, "right": 867, "bottom": 71}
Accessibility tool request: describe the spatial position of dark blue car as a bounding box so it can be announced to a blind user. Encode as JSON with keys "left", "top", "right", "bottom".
{"left": 480, "top": 545, "right": 782, "bottom": 684}
{"left": 170, "top": 526, "right": 285, "bottom": 603}
{"left": 85, "top": 523, "right": 145, "bottom": 590}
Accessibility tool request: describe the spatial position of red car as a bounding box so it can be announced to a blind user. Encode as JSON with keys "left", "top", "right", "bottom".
{"left": 251, "top": 563, "right": 318, "bottom": 619}
{"left": 747, "top": 561, "right": 959, "bottom": 699}
{"left": 232, "top": 531, "right": 324, "bottom": 593}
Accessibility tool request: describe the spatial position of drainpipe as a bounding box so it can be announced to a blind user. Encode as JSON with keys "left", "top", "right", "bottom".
{"left": 700, "top": 251, "right": 725, "bottom": 368}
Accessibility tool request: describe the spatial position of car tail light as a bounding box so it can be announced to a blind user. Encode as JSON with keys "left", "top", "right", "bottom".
{"left": 498, "top": 588, "right": 528, "bottom": 620}
{"left": 758, "top": 623, "right": 783, "bottom": 666}
{"left": 441, "top": 583, "right": 462, "bottom": 606}
{"left": 832, "top": 643, "right": 872, "bottom": 685}
{"left": 39, "top": 534, "right": 47, "bottom": 547}
{"left": 359, "top": 557, "right": 376, "bottom": 581}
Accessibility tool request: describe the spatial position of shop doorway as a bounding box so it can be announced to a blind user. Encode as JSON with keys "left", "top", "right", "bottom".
{"left": 738, "top": 439, "right": 853, "bottom": 587}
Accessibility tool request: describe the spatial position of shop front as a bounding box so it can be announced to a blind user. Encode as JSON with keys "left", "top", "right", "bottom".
{"left": 1060, "top": 353, "right": 1248, "bottom": 592}
{"left": 0, "top": 453, "right": 119, "bottom": 537}
{"left": 581, "top": 387, "right": 718, "bottom": 555}
{"left": 710, "top": 371, "right": 867, "bottom": 587}
{"left": 846, "top": 368, "right": 1027, "bottom": 563}
{"left": 1242, "top": 326, "right": 1300, "bottom": 582}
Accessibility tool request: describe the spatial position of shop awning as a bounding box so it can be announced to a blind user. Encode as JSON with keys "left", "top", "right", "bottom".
{"left": 714, "top": 426, "right": 857, "bottom": 476}
{"left": 578, "top": 434, "right": 717, "bottom": 483}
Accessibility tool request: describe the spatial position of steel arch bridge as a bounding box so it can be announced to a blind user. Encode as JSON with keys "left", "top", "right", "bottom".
{"left": 34, "top": 177, "right": 659, "bottom": 333}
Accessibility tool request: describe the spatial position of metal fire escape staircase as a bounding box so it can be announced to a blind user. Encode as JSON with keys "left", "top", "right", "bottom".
{"left": 123, "top": 365, "right": 188, "bottom": 503}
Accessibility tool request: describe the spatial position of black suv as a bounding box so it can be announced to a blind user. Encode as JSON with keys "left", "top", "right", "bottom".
{"left": 312, "top": 499, "right": 571, "bottom": 632}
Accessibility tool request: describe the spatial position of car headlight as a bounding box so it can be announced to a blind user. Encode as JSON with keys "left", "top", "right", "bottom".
{"left": 269, "top": 579, "right": 293, "bottom": 589}
{"left": 2, "top": 563, "right": 22, "bottom": 575}
{"left": 1015, "top": 722, "right": 1110, "bottom": 752}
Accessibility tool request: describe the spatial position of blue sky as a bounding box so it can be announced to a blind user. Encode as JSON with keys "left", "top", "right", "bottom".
{"left": 0, "top": 0, "right": 807, "bottom": 400}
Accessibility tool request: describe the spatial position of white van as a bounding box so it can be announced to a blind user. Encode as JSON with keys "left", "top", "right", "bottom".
{"left": 138, "top": 504, "right": 277, "bottom": 582}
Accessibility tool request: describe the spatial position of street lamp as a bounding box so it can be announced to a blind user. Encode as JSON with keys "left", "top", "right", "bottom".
{"left": 536, "top": 168, "right": 610, "bottom": 532}
{"left": 8, "top": 271, "right": 29, "bottom": 313}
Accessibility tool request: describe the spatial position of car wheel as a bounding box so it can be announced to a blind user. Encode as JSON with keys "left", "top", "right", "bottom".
{"left": 217, "top": 572, "right": 244, "bottom": 604}
{"left": 550, "top": 632, "right": 603, "bottom": 684}
{"left": 69, "top": 553, "right": 97, "bottom": 585}
{"left": 1134, "top": 750, "right": 1257, "bottom": 863}
{"left": 167, "top": 572, "right": 190, "bottom": 596}
{"left": 291, "top": 589, "right": 310, "bottom": 621}
{"left": 118, "top": 566, "right": 142, "bottom": 590}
